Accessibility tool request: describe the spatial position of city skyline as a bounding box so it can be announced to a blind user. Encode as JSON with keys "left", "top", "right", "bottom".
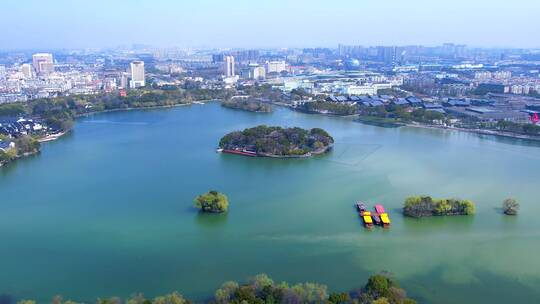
{"left": 2, "top": 0, "right": 540, "bottom": 50}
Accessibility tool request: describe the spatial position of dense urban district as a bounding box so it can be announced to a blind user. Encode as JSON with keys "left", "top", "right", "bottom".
{"left": 2, "top": 44, "right": 540, "bottom": 165}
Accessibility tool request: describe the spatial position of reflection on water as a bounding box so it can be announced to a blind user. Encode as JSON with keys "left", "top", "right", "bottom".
{"left": 476, "top": 133, "right": 540, "bottom": 148}
{"left": 402, "top": 215, "right": 475, "bottom": 234}
{"left": 195, "top": 212, "right": 228, "bottom": 228}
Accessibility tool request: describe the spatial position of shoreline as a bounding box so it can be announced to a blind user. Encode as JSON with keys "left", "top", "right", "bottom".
{"left": 220, "top": 144, "right": 333, "bottom": 159}
{"left": 403, "top": 122, "right": 540, "bottom": 142}
{"left": 0, "top": 149, "right": 40, "bottom": 167}
{"left": 4, "top": 101, "right": 539, "bottom": 169}
{"left": 285, "top": 104, "right": 540, "bottom": 143}
{"left": 1, "top": 100, "right": 214, "bottom": 168}
{"left": 75, "top": 99, "right": 214, "bottom": 118}
{"left": 50, "top": 99, "right": 214, "bottom": 139}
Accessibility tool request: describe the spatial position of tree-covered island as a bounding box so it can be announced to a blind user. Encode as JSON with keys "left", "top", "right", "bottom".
{"left": 194, "top": 190, "right": 229, "bottom": 213}
{"left": 219, "top": 125, "right": 334, "bottom": 158}
{"left": 403, "top": 196, "right": 476, "bottom": 218}
{"left": 221, "top": 98, "right": 272, "bottom": 113}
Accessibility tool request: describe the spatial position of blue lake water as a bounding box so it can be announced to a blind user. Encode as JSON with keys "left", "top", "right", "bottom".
{"left": 1, "top": 102, "right": 540, "bottom": 303}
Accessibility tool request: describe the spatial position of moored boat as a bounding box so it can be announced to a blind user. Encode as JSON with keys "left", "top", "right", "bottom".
{"left": 375, "top": 204, "right": 385, "bottom": 214}
{"left": 380, "top": 213, "right": 391, "bottom": 227}
{"left": 371, "top": 213, "right": 382, "bottom": 225}
{"left": 362, "top": 211, "right": 373, "bottom": 227}
{"left": 356, "top": 201, "right": 367, "bottom": 213}
{"left": 373, "top": 204, "right": 390, "bottom": 227}
{"left": 221, "top": 148, "right": 258, "bottom": 157}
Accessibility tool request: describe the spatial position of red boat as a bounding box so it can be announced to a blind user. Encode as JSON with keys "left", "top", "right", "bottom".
{"left": 221, "top": 149, "right": 258, "bottom": 157}
{"left": 375, "top": 204, "right": 386, "bottom": 214}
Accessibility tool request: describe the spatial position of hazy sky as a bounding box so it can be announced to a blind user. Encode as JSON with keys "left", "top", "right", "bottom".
{"left": 2, "top": 0, "right": 539, "bottom": 50}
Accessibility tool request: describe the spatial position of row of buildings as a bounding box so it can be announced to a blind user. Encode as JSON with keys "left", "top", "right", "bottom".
{"left": 218, "top": 54, "right": 289, "bottom": 83}
{"left": 321, "top": 93, "right": 538, "bottom": 124}
{"left": 0, "top": 54, "right": 146, "bottom": 103}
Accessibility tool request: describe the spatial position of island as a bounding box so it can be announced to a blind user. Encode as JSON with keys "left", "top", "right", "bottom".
{"left": 218, "top": 125, "right": 334, "bottom": 158}
{"left": 194, "top": 190, "right": 229, "bottom": 213}
{"left": 221, "top": 99, "right": 272, "bottom": 113}
{"left": 403, "top": 196, "right": 476, "bottom": 218}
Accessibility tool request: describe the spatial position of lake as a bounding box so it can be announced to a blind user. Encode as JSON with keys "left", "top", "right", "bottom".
{"left": 1, "top": 102, "right": 540, "bottom": 303}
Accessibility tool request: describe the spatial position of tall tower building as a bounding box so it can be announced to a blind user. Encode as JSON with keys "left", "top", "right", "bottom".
{"left": 129, "top": 61, "right": 145, "bottom": 88}
{"left": 32, "top": 53, "right": 54, "bottom": 75}
{"left": 0, "top": 65, "right": 5, "bottom": 80}
{"left": 223, "top": 56, "right": 235, "bottom": 77}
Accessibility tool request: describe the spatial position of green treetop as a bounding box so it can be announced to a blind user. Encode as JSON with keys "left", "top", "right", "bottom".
{"left": 194, "top": 190, "right": 229, "bottom": 213}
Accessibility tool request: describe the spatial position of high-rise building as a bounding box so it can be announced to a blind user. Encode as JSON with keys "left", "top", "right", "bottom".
{"left": 21, "top": 64, "right": 33, "bottom": 79}
{"left": 212, "top": 54, "right": 224, "bottom": 63}
{"left": 32, "top": 53, "right": 54, "bottom": 75}
{"left": 376, "top": 46, "right": 399, "bottom": 65}
{"left": 0, "top": 65, "right": 5, "bottom": 80}
{"left": 224, "top": 56, "right": 235, "bottom": 77}
{"left": 129, "top": 61, "right": 145, "bottom": 88}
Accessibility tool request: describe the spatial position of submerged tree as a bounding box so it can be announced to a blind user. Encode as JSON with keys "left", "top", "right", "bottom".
{"left": 194, "top": 190, "right": 229, "bottom": 213}
{"left": 502, "top": 198, "right": 520, "bottom": 215}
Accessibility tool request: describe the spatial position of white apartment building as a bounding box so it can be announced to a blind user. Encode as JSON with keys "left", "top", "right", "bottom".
{"left": 129, "top": 61, "right": 145, "bottom": 88}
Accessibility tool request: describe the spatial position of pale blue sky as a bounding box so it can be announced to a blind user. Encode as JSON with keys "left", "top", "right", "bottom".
{"left": 1, "top": 0, "right": 538, "bottom": 50}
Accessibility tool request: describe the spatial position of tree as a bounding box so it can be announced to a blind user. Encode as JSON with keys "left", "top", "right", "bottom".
{"left": 461, "top": 200, "right": 476, "bottom": 215}
{"left": 215, "top": 281, "right": 239, "bottom": 303}
{"left": 96, "top": 298, "right": 121, "bottom": 304}
{"left": 250, "top": 274, "right": 274, "bottom": 292}
{"left": 152, "top": 292, "right": 188, "bottom": 304}
{"left": 502, "top": 198, "right": 520, "bottom": 215}
{"left": 366, "top": 275, "right": 390, "bottom": 298}
{"left": 15, "top": 135, "right": 40, "bottom": 154}
{"left": 127, "top": 293, "right": 149, "bottom": 304}
{"left": 194, "top": 190, "right": 229, "bottom": 213}
{"left": 371, "top": 298, "right": 390, "bottom": 304}
{"left": 328, "top": 292, "right": 350, "bottom": 304}
{"left": 0, "top": 148, "right": 17, "bottom": 163}
{"left": 52, "top": 295, "right": 63, "bottom": 304}
{"left": 290, "top": 282, "right": 328, "bottom": 303}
